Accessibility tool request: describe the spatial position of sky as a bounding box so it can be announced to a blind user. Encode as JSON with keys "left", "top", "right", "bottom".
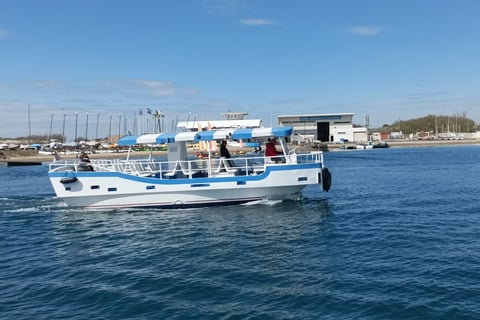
{"left": 1, "top": 0, "right": 480, "bottom": 140}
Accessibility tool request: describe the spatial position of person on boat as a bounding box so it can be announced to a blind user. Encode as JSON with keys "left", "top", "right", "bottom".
{"left": 78, "top": 151, "right": 94, "bottom": 171}
{"left": 220, "top": 140, "right": 235, "bottom": 168}
{"left": 220, "top": 140, "right": 231, "bottom": 158}
{"left": 265, "top": 138, "right": 282, "bottom": 163}
{"left": 196, "top": 151, "right": 208, "bottom": 159}
{"left": 79, "top": 151, "right": 91, "bottom": 163}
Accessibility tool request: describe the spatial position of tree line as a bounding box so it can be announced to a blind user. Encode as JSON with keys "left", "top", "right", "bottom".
{"left": 377, "top": 114, "right": 477, "bottom": 134}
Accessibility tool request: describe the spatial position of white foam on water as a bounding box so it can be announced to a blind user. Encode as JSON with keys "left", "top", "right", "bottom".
{"left": 242, "top": 199, "right": 283, "bottom": 207}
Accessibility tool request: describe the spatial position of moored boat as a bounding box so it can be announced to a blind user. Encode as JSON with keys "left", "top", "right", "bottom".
{"left": 356, "top": 142, "right": 374, "bottom": 150}
{"left": 48, "top": 126, "right": 331, "bottom": 209}
{"left": 372, "top": 141, "right": 389, "bottom": 148}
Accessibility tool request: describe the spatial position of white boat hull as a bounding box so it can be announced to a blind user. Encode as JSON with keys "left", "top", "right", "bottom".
{"left": 49, "top": 164, "right": 322, "bottom": 209}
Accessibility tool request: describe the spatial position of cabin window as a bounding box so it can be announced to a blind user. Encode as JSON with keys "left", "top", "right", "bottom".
{"left": 236, "top": 181, "right": 246, "bottom": 185}
{"left": 65, "top": 187, "right": 71, "bottom": 191}
{"left": 146, "top": 185, "right": 155, "bottom": 190}
{"left": 108, "top": 187, "right": 117, "bottom": 192}
{"left": 90, "top": 185, "right": 100, "bottom": 190}
{"left": 298, "top": 177, "right": 308, "bottom": 182}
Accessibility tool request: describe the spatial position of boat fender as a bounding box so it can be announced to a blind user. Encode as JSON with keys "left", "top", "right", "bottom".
{"left": 321, "top": 167, "right": 331, "bottom": 192}
{"left": 60, "top": 176, "right": 78, "bottom": 184}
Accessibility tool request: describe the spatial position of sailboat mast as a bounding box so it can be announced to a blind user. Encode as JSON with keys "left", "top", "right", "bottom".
{"left": 28, "top": 104, "right": 32, "bottom": 143}
{"left": 48, "top": 112, "right": 54, "bottom": 144}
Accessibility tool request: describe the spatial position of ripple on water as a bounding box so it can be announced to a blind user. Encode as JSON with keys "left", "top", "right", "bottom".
{"left": 1, "top": 147, "right": 480, "bottom": 319}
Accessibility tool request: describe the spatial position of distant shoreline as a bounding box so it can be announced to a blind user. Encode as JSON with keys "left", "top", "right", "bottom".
{"left": 325, "top": 139, "right": 480, "bottom": 150}
{"left": 1, "top": 139, "right": 479, "bottom": 164}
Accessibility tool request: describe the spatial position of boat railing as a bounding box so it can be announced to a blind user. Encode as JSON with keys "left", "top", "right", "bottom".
{"left": 48, "top": 150, "right": 324, "bottom": 179}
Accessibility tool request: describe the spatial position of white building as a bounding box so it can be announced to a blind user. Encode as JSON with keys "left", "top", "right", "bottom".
{"left": 176, "top": 112, "right": 262, "bottom": 131}
{"left": 277, "top": 113, "right": 368, "bottom": 143}
{"left": 176, "top": 119, "right": 263, "bottom": 131}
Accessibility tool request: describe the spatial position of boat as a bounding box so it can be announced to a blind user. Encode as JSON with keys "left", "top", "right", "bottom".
{"left": 48, "top": 126, "right": 331, "bottom": 209}
{"left": 372, "top": 141, "right": 389, "bottom": 148}
{"left": 356, "top": 142, "right": 374, "bottom": 150}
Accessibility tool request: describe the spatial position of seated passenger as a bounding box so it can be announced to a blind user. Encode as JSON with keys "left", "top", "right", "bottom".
{"left": 265, "top": 138, "right": 282, "bottom": 163}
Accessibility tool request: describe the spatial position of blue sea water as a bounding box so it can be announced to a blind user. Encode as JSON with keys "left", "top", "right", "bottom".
{"left": 1, "top": 145, "right": 480, "bottom": 319}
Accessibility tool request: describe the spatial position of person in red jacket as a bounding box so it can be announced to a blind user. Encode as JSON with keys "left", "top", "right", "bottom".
{"left": 265, "top": 138, "right": 282, "bottom": 162}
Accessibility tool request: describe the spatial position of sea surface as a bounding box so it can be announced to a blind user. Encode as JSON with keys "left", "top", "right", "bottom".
{"left": 1, "top": 145, "right": 480, "bottom": 320}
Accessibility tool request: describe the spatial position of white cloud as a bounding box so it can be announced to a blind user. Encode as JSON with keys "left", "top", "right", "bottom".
{"left": 0, "top": 28, "right": 12, "bottom": 39}
{"left": 135, "top": 80, "right": 177, "bottom": 96}
{"left": 240, "top": 18, "right": 279, "bottom": 26}
{"left": 348, "top": 26, "right": 383, "bottom": 36}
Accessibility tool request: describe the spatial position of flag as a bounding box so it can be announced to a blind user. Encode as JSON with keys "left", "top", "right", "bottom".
{"left": 146, "top": 108, "right": 152, "bottom": 115}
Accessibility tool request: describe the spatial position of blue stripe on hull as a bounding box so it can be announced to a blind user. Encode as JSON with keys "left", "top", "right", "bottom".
{"left": 74, "top": 197, "right": 263, "bottom": 210}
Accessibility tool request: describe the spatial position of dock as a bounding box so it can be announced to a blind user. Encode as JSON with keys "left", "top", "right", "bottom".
{"left": 0, "top": 159, "right": 43, "bottom": 166}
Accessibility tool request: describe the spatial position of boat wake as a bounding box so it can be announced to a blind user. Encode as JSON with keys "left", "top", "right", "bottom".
{"left": 1, "top": 196, "right": 64, "bottom": 214}
{"left": 241, "top": 199, "right": 284, "bottom": 206}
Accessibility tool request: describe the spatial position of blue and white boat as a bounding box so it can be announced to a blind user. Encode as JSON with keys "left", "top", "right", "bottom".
{"left": 48, "top": 126, "right": 331, "bottom": 209}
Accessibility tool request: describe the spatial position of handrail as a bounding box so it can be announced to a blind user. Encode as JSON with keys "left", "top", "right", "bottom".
{"left": 49, "top": 151, "right": 323, "bottom": 179}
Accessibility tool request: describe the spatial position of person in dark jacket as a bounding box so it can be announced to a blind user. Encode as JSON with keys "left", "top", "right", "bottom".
{"left": 220, "top": 140, "right": 231, "bottom": 158}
